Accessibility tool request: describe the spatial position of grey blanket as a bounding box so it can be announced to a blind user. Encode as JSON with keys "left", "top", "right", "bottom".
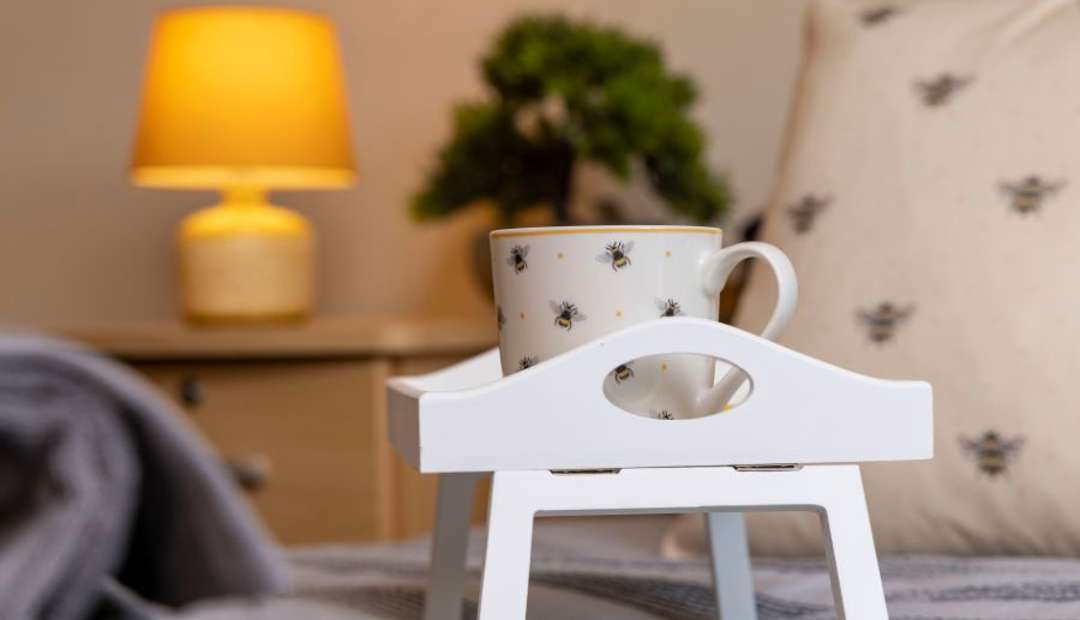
{"left": 0, "top": 333, "right": 288, "bottom": 619}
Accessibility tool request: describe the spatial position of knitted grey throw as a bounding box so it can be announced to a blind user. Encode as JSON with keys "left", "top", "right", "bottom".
{"left": 0, "top": 333, "right": 287, "bottom": 619}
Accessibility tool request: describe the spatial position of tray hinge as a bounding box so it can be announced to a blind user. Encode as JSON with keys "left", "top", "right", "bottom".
{"left": 733, "top": 464, "right": 803, "bottom": 472}
{"left": 549, "top": 468, "right": 622, "bottom": 475}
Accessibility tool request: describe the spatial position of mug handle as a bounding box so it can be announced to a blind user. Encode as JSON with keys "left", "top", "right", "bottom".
{"left": 694, "top": 241, "right": 798, "bottom": 415}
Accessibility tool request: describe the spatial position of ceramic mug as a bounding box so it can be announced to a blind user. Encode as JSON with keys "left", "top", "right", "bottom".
{"left": 490, "top": 225, "right": 798, "bottom": 419}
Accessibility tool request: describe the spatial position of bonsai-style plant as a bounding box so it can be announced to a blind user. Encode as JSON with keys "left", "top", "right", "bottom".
{"left": 412, "top": 15, "right": 730, "bottom": 226}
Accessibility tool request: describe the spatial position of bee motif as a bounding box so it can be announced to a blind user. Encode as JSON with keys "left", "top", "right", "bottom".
{"left": 612, "top": 363, "right": 634, "bottom": 384}
{"left": 506, "top": 245, "right": 530, "bottom": 273}
{"left": 596, "top": 241, "right": 634, "bottom": 272}
{"left": 961, "top": 431, "right": 1024, "bottom": 477}
{"left": 551, "top": 301, "right": 586, "bottom": 331}
{"left": 788, "top": 194, "right": 830, "bottom": 234}
{"left": 518, "top": 355, "right": 539, "bottom": 371}
{"left": 1000, "top": 176, "right": 1064, "bottom": 215}
{"left": 652, "top": 409, "right": 675, "bottom": 420}
{"left": 860, "top": 5, "right": 900, "bottom": 26}
{"left": 658, "top": 298, "right": 682, "bottom": 318}
{"left": 915, "top": 74, "right": 971, "bottom": 107}
{"left": 496, "top": 306, "right": 506, "bottom": 332}
{"left": 857, "top": 302, "right": 914, "bottom": 343}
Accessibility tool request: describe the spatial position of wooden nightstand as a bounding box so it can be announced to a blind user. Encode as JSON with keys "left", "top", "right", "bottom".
{"left": 54, "top": 317, "right": 495, "bottom": 546}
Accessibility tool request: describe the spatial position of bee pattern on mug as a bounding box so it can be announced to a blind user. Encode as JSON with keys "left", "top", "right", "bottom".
{"left": 518, "top": 355, "right": 539, "bottom": 371}
{"left": 651, "top": 409, "right": 675, "bottom": 420}
{"left": 658, "top": 298, "right": 682, "bottom": 318}
{"left": 496, "top": 305, "right": 506, "bottom": 332}
{"left": 857, "top": 302, "right": 914, "bottom": 343}
{"left": 612, "top": 363, "right": 634, "bottom": 384}
{"left": 1000, "top": 176, "right": 1065, "bottom": 215}
{"left": 914, "top": 73, "right": 971, "bottom": 107}
{"left": 507, "top": 245, "right": 530, "bottom": 273}
{"left": 961, "top": 431, "right": 1024, "bottom": 477}
{"left": 551, "top": 301, "right": 586, "bottom": 331}
{"left": 788, "top": 194, "right": 830, "bottom": 234}
{"left": 597, "top": 241, "right": 634, "bottom": 272}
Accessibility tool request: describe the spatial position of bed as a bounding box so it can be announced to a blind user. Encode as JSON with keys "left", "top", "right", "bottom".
{"left": 161, "top": 516, "right": 1080, "bottom": 619}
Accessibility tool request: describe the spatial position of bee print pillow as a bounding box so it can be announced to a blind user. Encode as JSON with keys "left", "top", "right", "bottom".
{"left": 666, "top": 0, "right": 1080, "bottom": 558}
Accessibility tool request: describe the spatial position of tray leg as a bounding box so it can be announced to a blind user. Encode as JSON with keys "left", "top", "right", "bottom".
{"left": 706, "top": 512, "right": 757, "bottom": 620}
{"left": 477, "top": 471, "right": 535, "bottom": 620}
{"left": 425, "top": 473, "right": 481, "bottom": 620}
{"left": 466, "top": 466, "right": 882, "bottom": 620}
{"left": 818, "top": 470, "right": 888, "bottom": 620}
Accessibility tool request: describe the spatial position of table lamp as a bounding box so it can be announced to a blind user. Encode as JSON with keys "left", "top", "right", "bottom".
{"left": 131, "top": 6, "right": 355, "bottom": 322}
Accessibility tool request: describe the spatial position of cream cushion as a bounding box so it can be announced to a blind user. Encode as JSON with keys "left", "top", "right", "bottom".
{"left": 666, "top": 0, "right": 1080, "bottom": 556}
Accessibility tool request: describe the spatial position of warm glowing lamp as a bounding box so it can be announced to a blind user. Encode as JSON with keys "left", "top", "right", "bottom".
{"left": 131, "top": 6, "right": 355, "bottom": 322}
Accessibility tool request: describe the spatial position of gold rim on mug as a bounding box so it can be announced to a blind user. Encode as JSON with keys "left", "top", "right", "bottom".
{"left": 490, "top": 225, "right": 722, "bottom": 238}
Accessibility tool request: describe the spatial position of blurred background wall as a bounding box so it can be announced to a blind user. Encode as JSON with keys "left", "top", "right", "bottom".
{"left": 0, "top": 0, "right": 806, "bottom": 325}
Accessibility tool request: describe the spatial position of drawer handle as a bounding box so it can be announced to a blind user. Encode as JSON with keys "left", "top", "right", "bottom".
{"left": 225, "top": 454, "right": 272, "bottom": 492}
{"left": 179, "top": 376, "right": 202, "bottom": 409}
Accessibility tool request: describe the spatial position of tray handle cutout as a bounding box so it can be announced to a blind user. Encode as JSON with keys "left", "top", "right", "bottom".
{"left": 602, "top": 352, "right": 753, "bottom": 420}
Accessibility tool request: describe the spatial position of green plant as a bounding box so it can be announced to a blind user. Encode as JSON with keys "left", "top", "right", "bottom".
{"left": 412, "top": 14, "right": 730, "bottom": 225}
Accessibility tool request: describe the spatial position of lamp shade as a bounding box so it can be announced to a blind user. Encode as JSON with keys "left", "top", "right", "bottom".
{"left": 131, "top": 6, "right": 355, "bottom": 189}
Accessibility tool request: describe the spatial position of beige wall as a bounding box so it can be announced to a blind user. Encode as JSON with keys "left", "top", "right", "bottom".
{"left": 0, "top": 0, "right": 806, "bottom": 325}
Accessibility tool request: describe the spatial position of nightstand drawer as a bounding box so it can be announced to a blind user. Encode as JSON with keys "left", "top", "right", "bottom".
{"left": 137, "top": 359, "right": 388, "bottom": 545}
{"left": 55, "top": 317, "right": 496, "bottom": 545}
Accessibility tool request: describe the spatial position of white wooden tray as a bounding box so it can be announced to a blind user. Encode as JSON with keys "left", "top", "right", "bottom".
{"left": 387, "top": 317, "right": 932, "bottom": 473}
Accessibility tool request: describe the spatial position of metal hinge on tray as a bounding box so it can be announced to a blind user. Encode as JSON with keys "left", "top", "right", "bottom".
{"left": 733, "top": 464, "right": 803, "bottom": 472}
{"left": 549, "top": 468, "right": 622, "bottom": 475}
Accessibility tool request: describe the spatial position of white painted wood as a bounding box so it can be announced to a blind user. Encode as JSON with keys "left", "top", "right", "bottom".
{"left": 818, "top": 472, "right": 889, "bottom": 619}
{"left": 387, "top": 317, "right": 933, "bottom": 473}
{"left": 424, "top": 473, "right": 481, "bottom": 620}
{"left": 387, "top": 317, "right": 924, "bottom": 619}
{"left": 477, "top": 473, "right": 536, "bottom": 620}
{"left": 472, "top": 466, "right": 886, "bottom": 619}
{"left": 393, "top": 347, "right": 502, "bottom": 395}
{"left": 706, "top": 512, "right": 758, "bottom": 620}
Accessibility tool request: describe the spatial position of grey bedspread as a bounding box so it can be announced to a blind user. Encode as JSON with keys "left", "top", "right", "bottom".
{"left": 0, "top": 333, "right": 288, "bottom": 619}
{"left": 145, "top": 516, "right": 1080, "bottom": 620}
{"left": 279, "top": 518, "right": 1080, "bottom": 620}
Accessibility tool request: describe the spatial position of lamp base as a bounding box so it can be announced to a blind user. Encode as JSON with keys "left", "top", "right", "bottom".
{"left": 178, "top": 187, "right": 314, "bottom": 323}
